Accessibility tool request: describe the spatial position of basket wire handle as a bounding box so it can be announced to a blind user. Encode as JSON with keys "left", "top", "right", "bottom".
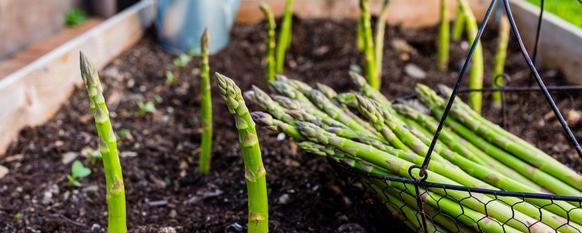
{"left": 493, "top": 73, "right": 511, "bottom": 128}
{"left": 419, "top": 0, "right": 582, "bottom": 179}
{"left": 418, "top": 0, "right": 498, "bottom": 178}
{"left": 502, "top": 0, "right": 582, "bottom": 156}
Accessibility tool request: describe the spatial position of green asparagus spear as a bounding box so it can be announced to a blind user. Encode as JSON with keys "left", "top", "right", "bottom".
{"left": 359, "top": 0, "right": 380, "bottom": 89}
{"left": 451, "top": 5, "right": 465, "bottom": 41}
{"left": 309, "top": 89, "right": 377, "bottom": 137}
{"left": 251, "top": 111, "right": 305, "bottom": 140}
{"left": 216, "top": 73, "right": 268, "bottom": 232}
{"left": 276, "top": 0, "right": 294, "bottom": 73}
{"left": 438, "top": 0, "right": 450, "bottom": 71}
{"left": 458, "top": 0, "right": 484, "bottom": 113}
{"left": 294, "top": 121, "right": 558, "bottom": 232}
{"left": 491, "top": 14, "right": 510, "bottom": 108}
{"left": 392, "top": 103, "right": 539, "bottom": 188}
{"left": 427, "top": 84, "right": 582, "bottom": 192}
{"left": 374, "top": 0, "right": 390, "bottom": 78}
{"left": 315, "top": 83, "right": 338, "bottom": 99}
{"left": 80, "top": 52, "right": 126, "bottom": 232}
{"left": 199, "top": 28, "right": 213, "bottom": 174}
{"left": 356, "top": 95, "right": 582, "bottom": 222}
{"left": 259, "top": 3, "right": 276, "bottom": 81}
{"left": 356, "top": 14, "right": 365, "bottom": 52}
{"left": 415, "top": 86, "right": 582, "bottom": 197}
{"left": 248, "top": 86, "right": 296, "bottom": 125}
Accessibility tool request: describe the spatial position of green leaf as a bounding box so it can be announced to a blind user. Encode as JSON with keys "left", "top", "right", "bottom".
{"left": 165, "top": 71, "right": 176, "bottom": 85}
{"left": 137, "top": 101, "right": 157, "bottom": 116}
{"left": 64, "top": 9, "right": 87, "bottom": 27}
{"left": 173, "top": 53, "right": 192, "bottom": 67}
{"left": 72, "top": 160, "right": 91, "bottom": 178}
{"left": 117, "top": 129, "right": 131, "bottom": 137}
{"left": 154, "top": 95, "right": 163, "bottom": 104}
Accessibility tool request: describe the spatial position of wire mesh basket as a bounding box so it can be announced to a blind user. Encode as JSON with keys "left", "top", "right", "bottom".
{"left": 332, "top": 0, "right": 582, "bottom": 232}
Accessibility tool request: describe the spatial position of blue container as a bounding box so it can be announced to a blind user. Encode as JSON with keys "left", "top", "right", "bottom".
{"left": 156, "top": 0, "right": 242, "bottom": 55}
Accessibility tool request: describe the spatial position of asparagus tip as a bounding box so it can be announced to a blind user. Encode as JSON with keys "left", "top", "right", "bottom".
{"left": 201, "top": 27, "right": 210, "bottom": 50}
{"left": 275, "top": 74, "right": 288, "bottom": 81}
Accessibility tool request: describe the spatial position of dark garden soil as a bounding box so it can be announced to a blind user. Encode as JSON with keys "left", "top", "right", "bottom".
{"left": 2, "top": 17, "right": 582, "bottom": 233}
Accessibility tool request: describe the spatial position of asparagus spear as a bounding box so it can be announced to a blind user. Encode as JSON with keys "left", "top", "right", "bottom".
{"left": 354, "top": 95, "right": 409, "bottom": 151}
{"left": 491, "top": 14, "right": 510, "bottom": 108}
{"left": 259, "top": 3, "right": 276, "bottom": 81}
{"left": 458, "top": 0, "right": 484, "bottom": 113}
{"left": 294, "top": 121, "right": 558, "bottom": 232}
{"left": 423, "top": 84, "right": 582, "bottom": 192}
{"left": 414, "top": 87, "right": 582, "bottom": 197}
{"left": 438, "top": 0, "right": 450, "bottom": 71}
{"left": 359, "top": 0, "right": 380, "bottom": 89}
{"left": 247, "top": 86, "right": 295, "bottom": 125}
{"left": 356, "top": 95, "right": 582, "bottom": 222}
{"left": 309, "top": 89, "right": 377, "bottom": 137}
{"left": 80, "top": 52, "right": 126, "bottom": 232}
{"left": 374, "top": 0, "right": 390, "bottom": 78}
{"left": 349, "top": 71, "right": 391, "bottom": 107}
{"left": 451, "top": 5, "right": 465, "bottom": 41}
{"left": 275, "top": 0, "right": 294, "bottom": 73}
{"left": 356, "top": 14, "right": 365, "bottom": 52}
{"left": 251, "top": 111, "right": 305, "bottom": 140}
{"left": 299, "top": 142, "right": 447, "bottom": 231}
{"left": 216, "top": 73, "right": 268, "bottom": 232}
{"left": 375, "top": 179, "right": 522, "bottom": 233}
{"left": 199, "top": 28, "right": 213, "bottom": 174}
{"left": 392, "top": 103, "right": 540, "bottom": 188}
{"left": 315, "top": 83, "right": 338, "bottom": 99}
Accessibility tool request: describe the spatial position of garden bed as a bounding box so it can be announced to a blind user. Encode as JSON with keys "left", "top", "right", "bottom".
{"left": 1, "top": 16, "right": 581, "bottom": 232}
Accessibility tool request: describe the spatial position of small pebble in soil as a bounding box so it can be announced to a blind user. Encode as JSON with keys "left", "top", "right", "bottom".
{"left": 278, "top": 193, "right": 290, "bottom": 204}
{"left": 42, "top": 191, "right": 53, "bottom": 205}
{"left": 277, "top": 132, "right": 286, "bottom": 141}
{"left": 169, "top": 209, "right": 177, "bottom": 218}
{"left": 91, "top": 224, "right": 101, "bottom": 231}
{"left": 61, "top": 151, "right": 77, "bottom": 164}
{"left": 0, "top": 165, "right": 8, "bottom": 179}
{"left": 82, "top": 185, "right": 99, "bottom": 193}
{"left": 337, "top": 223, "right": 367, "bottom": 233}
{"left": 225, "top": 222, "right": 243, "bottom": 232}
{"left": 404, "top": 63, "right": 427, "bottom": 80}
{"left": 460, "top": 40, "right": 470, "bottom": 50}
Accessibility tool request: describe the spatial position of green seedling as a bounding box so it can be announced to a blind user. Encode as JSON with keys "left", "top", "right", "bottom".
{"left": 137, "top": 101, "right": 156, "bottom": 116}
{"left": 173, "top": 53, "right": 192, "bottom": 68}
{"left": 88, "top": 149, "right": 103, "bottom": 166}
{"left": 16, "top": 212, "right": 22, "bottom": 221}
{"left": 165, "top": 71, "right": 176, "bottom": 85}
{"left": 154, "top": 95, "right": 163, "bottom": 104}
{"left": 67, "top": 160, "right": 92, "bottom": 187}
{"left": 64, "top": 8, "right": 87, "bottom": 27}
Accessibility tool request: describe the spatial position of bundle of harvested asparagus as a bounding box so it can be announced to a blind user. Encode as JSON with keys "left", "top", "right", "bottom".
{"left": 246, "top": 73, "right": 582, "bottom": 232}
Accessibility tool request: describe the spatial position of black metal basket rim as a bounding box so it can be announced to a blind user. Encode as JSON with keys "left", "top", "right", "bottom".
{"left": 339, "top": 162, "right": 582, "bottom": 202}
{"left": 395, "top": 85, "right": 582, "bottom": 102}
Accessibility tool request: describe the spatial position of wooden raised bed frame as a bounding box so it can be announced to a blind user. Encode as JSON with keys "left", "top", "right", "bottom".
{"left": 5, "top": 0, "right": 560, "bottom": 156}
